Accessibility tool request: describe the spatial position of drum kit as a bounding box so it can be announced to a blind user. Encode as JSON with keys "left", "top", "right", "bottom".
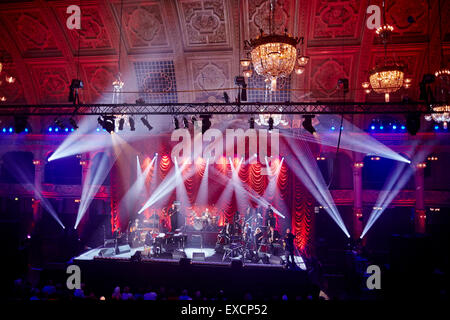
{"left": 191, "top": 211, "right": 218, "bottom": 231}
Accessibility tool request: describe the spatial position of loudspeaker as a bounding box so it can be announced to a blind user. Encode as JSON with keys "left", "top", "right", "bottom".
{"left": 179, "top": 258, "right": 192, "bottom": 267}
{"left": 98, "top": 248, "right": 114, "bottom": 257}
{"left": 192, "top": 252, "right": 206, "bottom": 261}
{"left": 173, "top": 250, "right": 187, "bottom": 260}
{"left": 231, "top": 259, "right": 243, "bottom": 269}
{"left": 115, "top": 244, "right": 131, "bottom": 255}
{"left": 269, "top": 255, "right": 283, "bottom": 265}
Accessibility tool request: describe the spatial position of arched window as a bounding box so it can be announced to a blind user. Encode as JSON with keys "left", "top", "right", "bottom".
{"left": 44, "top": 153, "right": 82, "bottom": 185}
{"left": 0, "top": 151, "right": 34, "bottom": 183}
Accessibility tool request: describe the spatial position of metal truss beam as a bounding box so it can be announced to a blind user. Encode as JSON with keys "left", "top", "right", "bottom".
{"left": 0, "top": 101, "right": 439, "bottom": 116}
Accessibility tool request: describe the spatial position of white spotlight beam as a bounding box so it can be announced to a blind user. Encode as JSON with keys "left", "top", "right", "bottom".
{"left": 8, "top": 164, "right": 64, "bottom": 229}
{"left": 194, "top": 158, "right": 210, "bottom": 206}
{"left": 285, "top": 136, "right": 350, "bottom": 237}
{"left": 281, "top": 115, "right": 411, "bottom": 164}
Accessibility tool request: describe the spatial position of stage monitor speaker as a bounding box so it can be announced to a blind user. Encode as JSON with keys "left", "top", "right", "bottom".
{"left": 98, "top": 248, "right": 115, "bottom": 257}
{"left": 158, "top": 252, "right": 173, "bottom": 259}
{"left": 173, "top": 250, "right": 187, "bottom": 260}
{"left": 231, "top": 259, "right": 243, "bottom": 269}
{"left": 192, "top": 252, "right": 206, "bottom": 261}
{"left": 179, "top": 258, "right": 192, "bottom": 267}
{"left": 115, "top": 245, "right": 131, "bottom": 255}
{"left": 269, "top": 255, "right": 283, "bottom": 265}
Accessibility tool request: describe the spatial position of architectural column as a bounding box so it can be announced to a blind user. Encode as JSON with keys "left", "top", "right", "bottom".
{"left": 352, "top": 160, "right": 364, "bottom": 239}
{"left": 414, "top": 162, "right": 427, "bottom": 233}
{"left": 32, "top": 159, "right": 45, "bottom": 221}
{"left": 79, "top": 155, "right": 90, "bottom": 187}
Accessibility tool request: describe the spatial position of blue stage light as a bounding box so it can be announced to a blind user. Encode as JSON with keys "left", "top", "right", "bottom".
{"left": 65, "top": 128, "right": 69, "bottom": 132}
{"left": 371, "top": 125, "right": 375, "bottom": 130}
{"left": 434, "top": 125, "right": 439, "bottom": 130}
{"left": 331, "top": 126, "right": 336, "bottom": 131}
{"left": 380, "top": 126, "right": 384, "bottom": 130}
{"left": 401, "top": 125, "right": 406, "bottom": 130}
{"left": 71, "top": 128, "right": 74, "bottom": 132}
{"left": 392, "top": 125, "right": 397, "bottom": 130}
{"left": 2, "top": 128, "right": 6, "bottom": 133}
{"left": 55, "top": 128, "right": 59, "bottom": 132}
{"left": 9, "top": 127, "right": 13, "bottom": 133}
{"left": 49, "top": 127, "right": 53, "bottom": 132}
{"left": 25, "top": 128, "right": 29, "bottom": 133}
{"left": 96, "top": 128, "right": 100, "bottom": 132}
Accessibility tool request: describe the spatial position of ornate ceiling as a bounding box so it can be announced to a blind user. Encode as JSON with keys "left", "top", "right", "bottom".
{"left": 0, "top": 0, "right": 448, "bottom": 105}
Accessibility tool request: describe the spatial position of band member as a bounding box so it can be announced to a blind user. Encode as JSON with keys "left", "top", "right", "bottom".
{"left": 254, "top": 227, "right": 264, "bottom": 246}
{"left": 284, "top": 228, "right": 296, "bottom": 266}
{"left": 267, "top": 226, "right": 280, "bottom": 244}
{"left": 245, "top": 206, "right": 252, "bottom": 223}
{"left": 265, "top": 205, "right": 276, "bottom": 229}
{"left": 129, "top": 219, "right": 140, "bottom": 247}
{"left": 243, "top": 223, "right": 252, "bottom": 242}
{"left": 168, "top": 203, "right": 179, "bottom": 232}
{"left": 255, "top": 213, "right": 263, "bottom": 227}
{"left": 113, "top": 223, "right": 121, "bottom": 254}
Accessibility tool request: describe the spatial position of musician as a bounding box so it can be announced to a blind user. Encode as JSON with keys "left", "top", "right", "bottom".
{"left": 254, "top": 227, "right": 264, "bottom": 246}
{"left": 113, "top": 223, "right": 121, "bottom": 254}
{"left": 129, "top": 219, "right": 140, "bottom": 247}
{"left": 267, "top": 226, "right": 280, "bottom": 254}
{"left": 265, "top": 205, "right": 276, "bottom": 229}
{"left": 255, "top": 213, "right": 263, "bottom": 227}
{"left": 243, "top": 223, "right": 252, "bottom": 242}
{"left": 168, "top": 203, "right": 179, "bottom": 232}
{"left": 284, "top": 228, "right": 296, "bottom": 266}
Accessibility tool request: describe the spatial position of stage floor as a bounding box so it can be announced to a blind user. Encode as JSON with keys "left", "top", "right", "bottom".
{"left": 74, "top": 246, "right": 307, "bottom": 270}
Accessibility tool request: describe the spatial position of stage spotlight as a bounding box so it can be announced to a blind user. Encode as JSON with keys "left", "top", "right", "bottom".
{"left": 141, "top": 117, "right": 153, "bottom": 131}
{"left": 268, "top": 116, "right": 274, "bottom": 132}
{"left": 183, "top": 117, "right": 189, "bottom": 129}
{"left": 118, "top": 118, "right": 125, "bottom": 131}
{"left": 302, "top": 115, "right": 316, "bottom": 134}
{"left": 54, "top": 118, "right": 65, "bottom": 130}
{"left": 14, "top": 116, "right": 29, "bottom": 133}
{"left": 406, "top": 113, "right": 420, "bottom": 135}
{"left": 69, "top": 118, "right": 78, "bottom": 130}
{"left": 129, "top": 117, "right": 135, "bottom": 131}
{"left": 200, "top": 114, "right": 211, "bottom": 134}
{"left": 249, "top": 117, "right": 255, "bottom": 129}
{"left": 97, "top": 115, "right": 115, "bottom": 133}
{"left": 173, "top": 117, "right": 179, "bottom": 130}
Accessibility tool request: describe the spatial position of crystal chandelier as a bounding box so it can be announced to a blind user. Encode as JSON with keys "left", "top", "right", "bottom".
{"left": 425, "top": 105, "right": 450, "bottom": 129}
{"left": 241, "top": 0, "right": 307, "bottom": 91}
{"left": 362, "top": 1, "right": 410, "bottom": 102}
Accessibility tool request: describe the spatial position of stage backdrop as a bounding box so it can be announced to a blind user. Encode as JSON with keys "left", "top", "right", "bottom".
{"left": 107, "top": 133, "right": 315, "bottom": 257}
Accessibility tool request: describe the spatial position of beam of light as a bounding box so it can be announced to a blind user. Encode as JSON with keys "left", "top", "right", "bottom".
{"left": 8, "top": 164, "right": 64, "bottom": 229}
{"left": 48, "top": 116, "right": 153, "bottom": 162}
{"left": 209, "top": 165, "right": 286, "bottom": 219}
{"left": 138, "top": 160, "right": 192, "bottom": 213}
{"left": 281, "top": 115, "right": 411, "bottom": 164}
{"left": 195, "top": 158, "right": 210, "bottom": 206}
{"left": 119, "top": 155, "right": 155, "bottom": 217}
{"left": 264, "top": 156, "right": 273, "bottom": 176}
{"left": 174, "top": 158, "right": 192, "bottom": 210}
{"left": 360, "top": 141, "right": 434, "bottom": 238}
{"left": 75, "top": 150, "right": 116, "bottom": 229}
{"left": 229, "top": 157, "right": 249, "bottom": 214}
{"left": 285, "top": 136, "right": 350, "bottom": 237}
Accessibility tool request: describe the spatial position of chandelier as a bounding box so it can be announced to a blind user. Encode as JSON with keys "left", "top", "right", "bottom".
{"left": 241, "top": 0, "right": 307, "bottom": 91}
{"left": 362, "top": 1, "right": 410, "bottom": 102}
{"left": 424, "top": 105, "right": 450, "bottom": 129}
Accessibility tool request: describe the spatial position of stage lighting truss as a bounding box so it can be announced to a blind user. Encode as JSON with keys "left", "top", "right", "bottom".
{"left": 0, "top": 101, "right": 432, "bottom": 117}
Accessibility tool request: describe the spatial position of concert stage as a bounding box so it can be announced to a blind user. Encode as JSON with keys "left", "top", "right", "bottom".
{"left": 73, "top": 246, "right": 312, "bottom": 299}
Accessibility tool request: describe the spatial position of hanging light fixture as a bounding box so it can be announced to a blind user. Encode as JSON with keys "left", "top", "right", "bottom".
{"left": 362, "top": 1, "right": 410, "bottom": 102}
{"left": 243, "top": 0, "right": 305, "bottom": 91}
{"left": 425, "top": 0, "right": 450, "bottom": 128}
